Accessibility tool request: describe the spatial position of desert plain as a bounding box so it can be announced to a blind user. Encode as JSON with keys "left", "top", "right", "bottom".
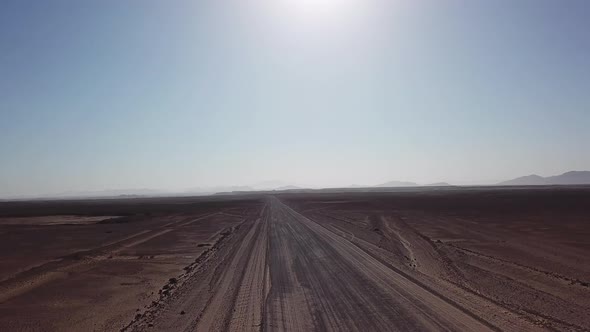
{"left": 0, "top": 187, "right": 589, "bottom": 331}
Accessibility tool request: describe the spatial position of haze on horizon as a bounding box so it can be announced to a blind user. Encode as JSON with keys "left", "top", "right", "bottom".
{"left": 1, "top": 0, "right": 589, "bottom": 198}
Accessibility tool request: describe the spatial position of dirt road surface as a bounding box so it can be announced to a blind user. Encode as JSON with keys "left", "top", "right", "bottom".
{"left": 127, "top": 193, "right": 590, "bottom": 331}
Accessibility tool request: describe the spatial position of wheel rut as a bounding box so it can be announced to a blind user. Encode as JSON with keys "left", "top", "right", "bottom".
{"left": 124, "top": 196, "right": 551, "bottom": 332}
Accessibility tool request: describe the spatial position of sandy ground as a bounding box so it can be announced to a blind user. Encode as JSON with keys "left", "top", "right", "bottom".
{"left": 0, "top": 188, "right": 589, "bottom": 331}
{"left": 0, "top": 215, "right": 121, "bottom": 225}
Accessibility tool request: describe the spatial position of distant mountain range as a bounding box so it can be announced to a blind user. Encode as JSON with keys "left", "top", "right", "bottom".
{"left": 35, "top": 188, "right": 168, "bottom": 199}
{"left": 5, "top": 172, "right": 590, "bottom": 200}
{"left": 184, "top": 186, "right": 254, "bottom": 195}
{"left": 374, "top": 181, "right": 453, "bottom": 187}
{"left": 274, "top": 185, "right": 303, "bottom": 191}
{"left": 498, "top": 171, "right": 590, "bottom": 186}
{"left": 375, "top": 171, "right": 590, "bottom": 188}
{"left": 426, "top": 182, "right": 452, "bottom": 186}
{"left": 375, "top": 180, "right": 419, "bottom": 187}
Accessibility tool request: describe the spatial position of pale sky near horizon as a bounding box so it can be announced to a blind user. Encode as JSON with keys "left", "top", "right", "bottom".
{"left": 1, "top": 0, "right": 589, "bottom": 197}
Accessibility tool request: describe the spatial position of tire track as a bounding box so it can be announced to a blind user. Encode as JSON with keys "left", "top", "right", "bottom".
{"left": 228, "top": 207, "right": 269, "bottom": 332}
{"left": 127, "top": 206, "right": 270, "bottom": 332}
{"left": 268, "top": 196, "right": 497, "bottom": 331}
{"left": 125, "top": 196, "right": 552, "bottom": 331}
{"left": 194, "top": 214, "right": 265, "bottom": 331}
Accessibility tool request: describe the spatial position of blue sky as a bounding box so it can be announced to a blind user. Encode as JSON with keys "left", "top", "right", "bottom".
{"left": 1, "top": 0, "right": 589, "bottom": 196}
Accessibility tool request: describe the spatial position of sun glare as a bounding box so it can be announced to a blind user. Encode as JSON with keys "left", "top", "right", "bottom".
{"left": 247, "top": 0, "right": 383, "bottom": 57}
{"left": 281, "top": 0, "right": 357, "bottom": 15}
{"left": 274, "top": 0, "right": 367, "bottom": 26}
